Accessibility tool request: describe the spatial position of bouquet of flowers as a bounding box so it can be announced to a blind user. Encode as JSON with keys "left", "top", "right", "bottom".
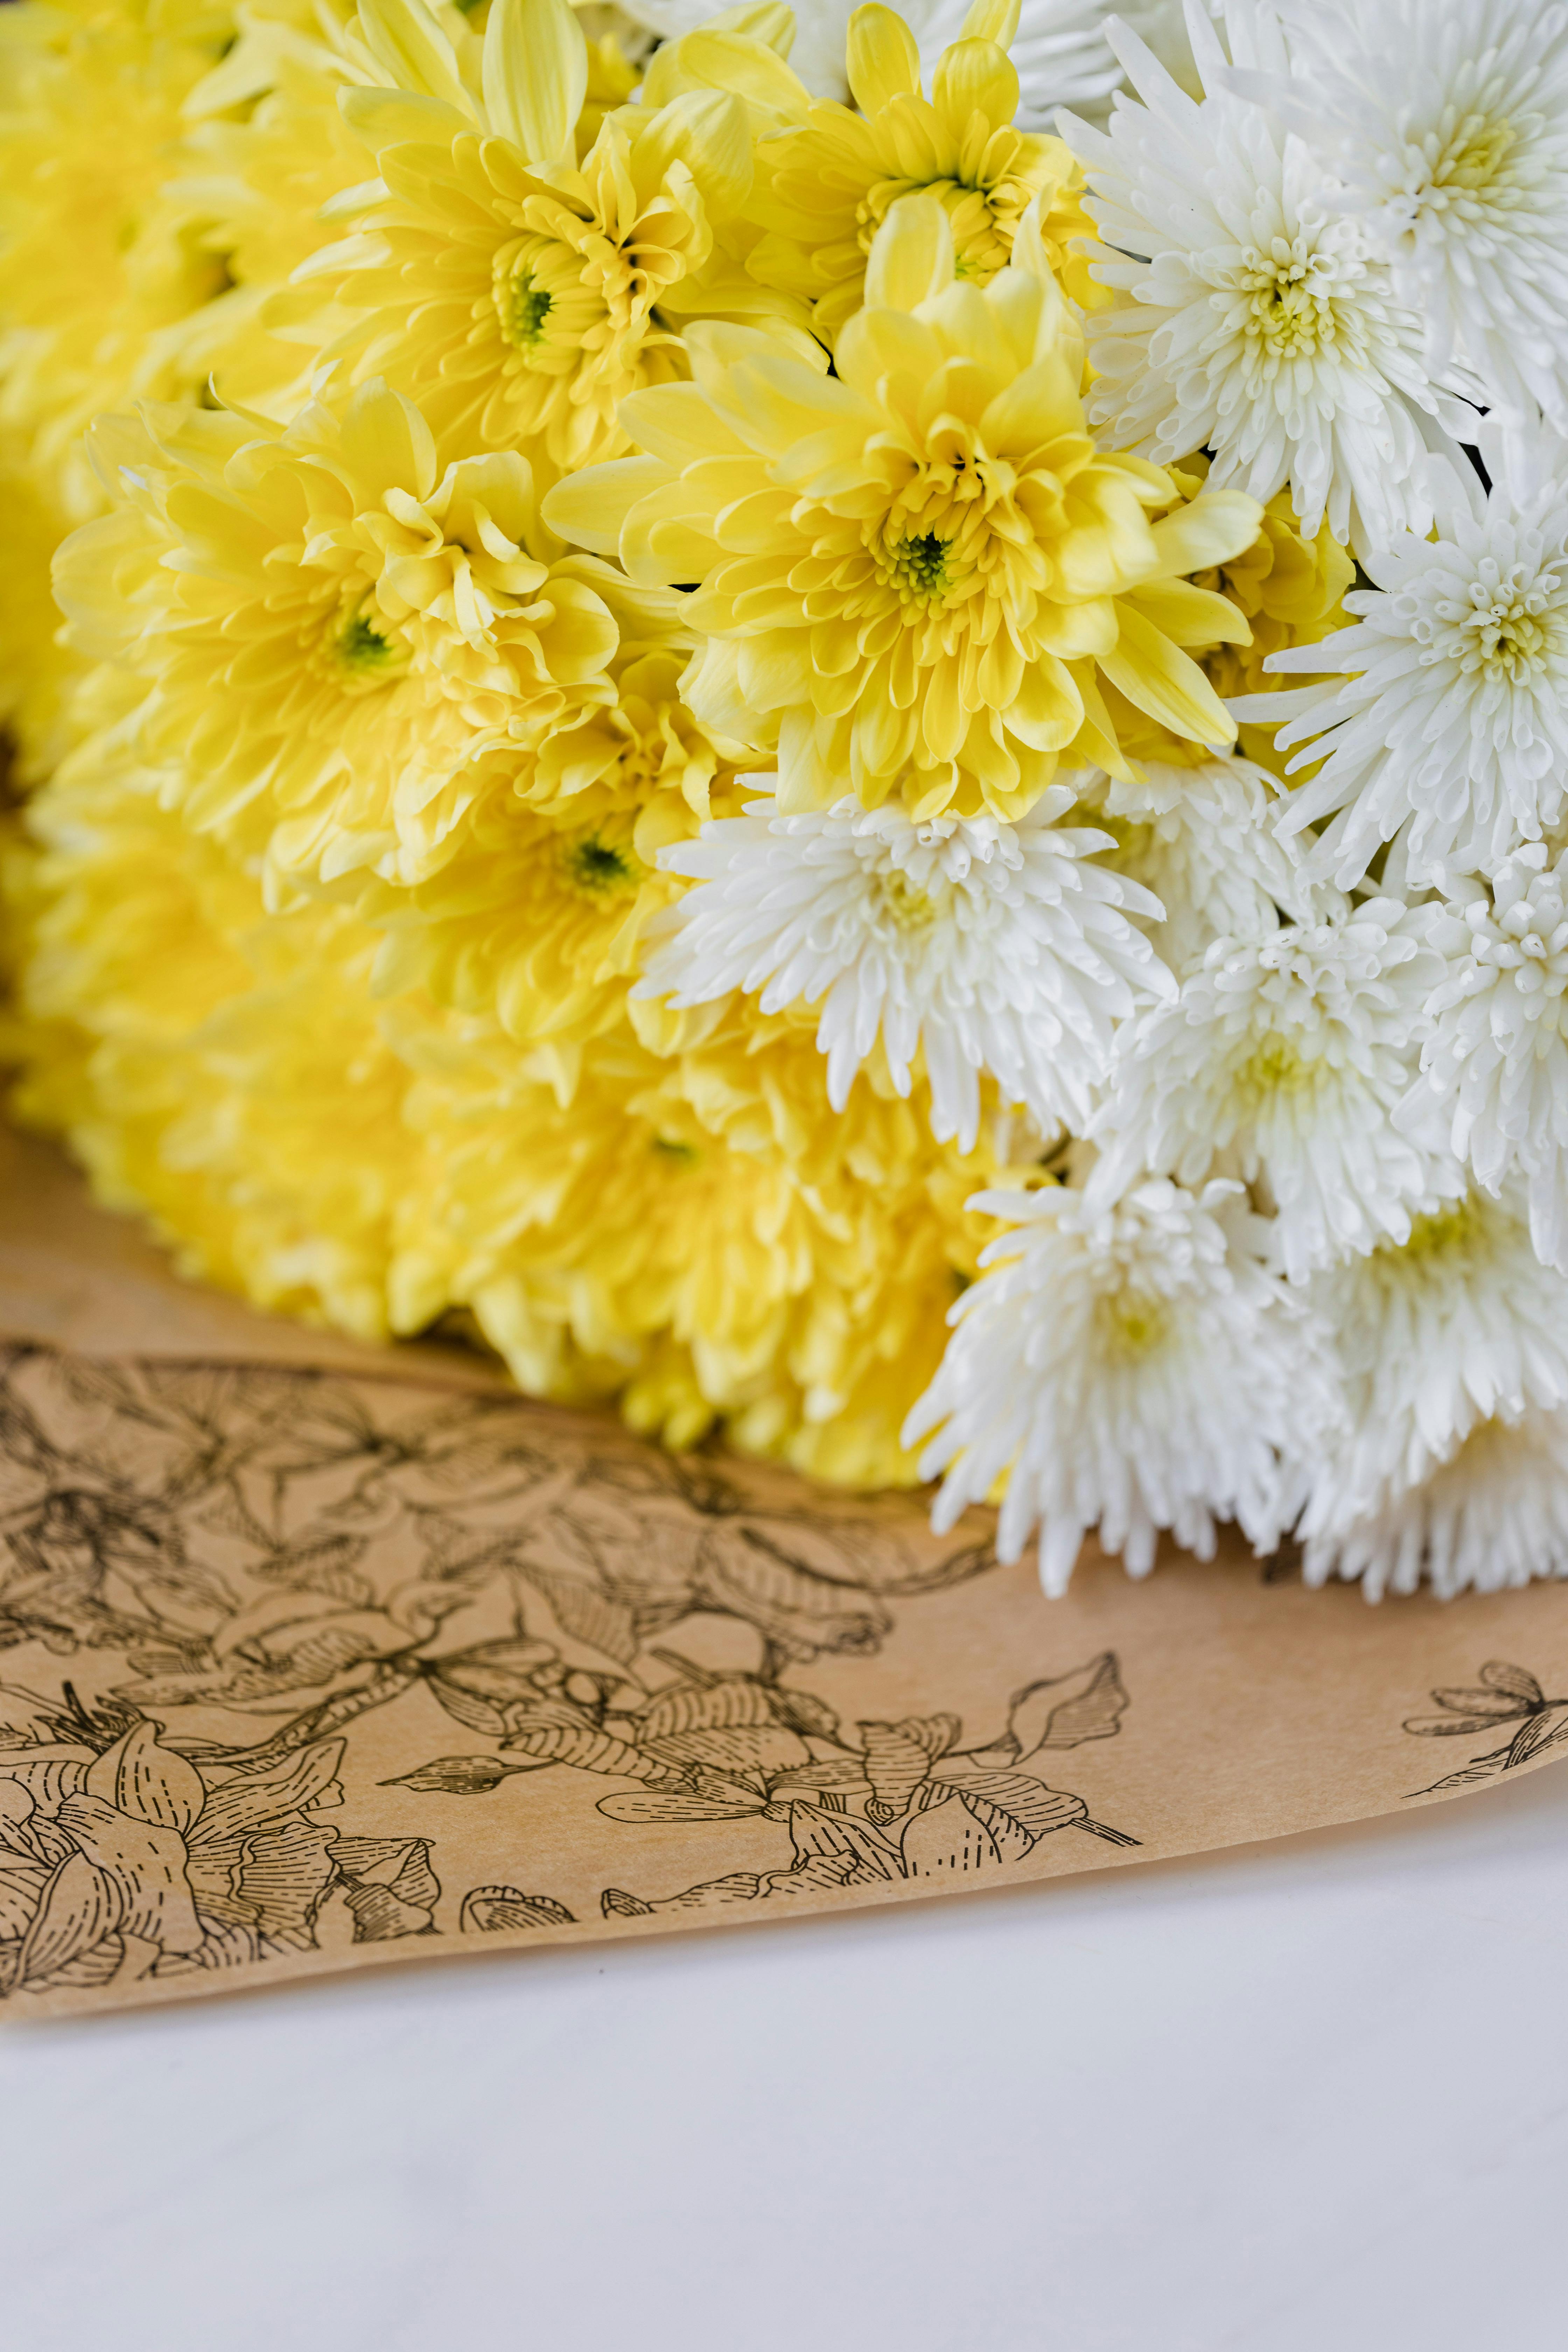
{"left": 5, "top": 0, "right": 1568, "bottom": 1603}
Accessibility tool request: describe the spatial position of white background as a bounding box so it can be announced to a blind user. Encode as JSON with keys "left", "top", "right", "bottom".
{"left": 4, "top": 1763, "right": 1567, "bottom": 2352}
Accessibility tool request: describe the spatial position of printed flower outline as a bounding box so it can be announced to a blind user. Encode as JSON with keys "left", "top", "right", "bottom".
{"left": 0, "top": 1719, "right": 441, "bottom": 1999}
{"left": 1404, "top": 1661, "right": 1568, "bottom": 1795}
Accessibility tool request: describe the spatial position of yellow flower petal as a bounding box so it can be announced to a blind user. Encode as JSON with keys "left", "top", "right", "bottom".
{"left": 862, "top": 191, "right": 957, "bottom": 311}
{"left": 483, "top": 0, "right": 586, "bottom": 167}
{"left": 847, "top": 5, "right": 923, "bottom": 118}
{"left": 1147, "top": 491, "right": 1266, "bottom": 579}
{"left": 543, "top": 456, "right": 672, "bottom": 554}
{"left": 1122, "top": 581, "right": 1254, "bottom": 650}
{"left": 1101, "top": 603, "right": 1238, "bottom": 746}
{"left": 357, "top": 0, "right": 471, "bottom": 117}
{"left": 931, "top": 39, "right": 1020, "bottom": 135}
{"left": 618, "top": 383, "right": 749, "bottom": 469}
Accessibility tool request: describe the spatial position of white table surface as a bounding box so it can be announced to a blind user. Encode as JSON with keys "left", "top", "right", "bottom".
{"left": 4, "top": 1761, "right": 1567, "bottom": 2352}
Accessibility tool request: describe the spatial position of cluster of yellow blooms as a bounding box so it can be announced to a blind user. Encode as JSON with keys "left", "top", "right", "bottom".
{"left": 0, "top": 0, "right": 1349, "bottom": 1485}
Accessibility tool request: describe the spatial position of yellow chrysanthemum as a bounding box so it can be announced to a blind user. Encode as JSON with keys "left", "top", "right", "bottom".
{"left": 270, "top": 0, "right": 763, "bottom": 471}
{"left": 4, "top": 756, "right": 418, "bottom": 1338}
{"left": 389, "top": 993, "right": 1029, "bottom": 1481}
{"left": 175, "top": 0, "right": 663, "bottom": 427}
{"left": 552, "top": 191, "right": 1263, "bottom": 820}
{"left": 0, "top": 0, "right": 233, "bottom": 522}
{"left": 360, "top": 636, "right": 757, "bottom": 1080}
{"left": 365, "top": 799, "right": 676, "bottom": 1072}
{"left": 53, "top": 383, "right": 625, "bottom": 890}
{"left": 164, "top": 2, "right": 374, "bottom": 416}
{"left": 743, "top": 0, "right": 1096, "bottom": 343}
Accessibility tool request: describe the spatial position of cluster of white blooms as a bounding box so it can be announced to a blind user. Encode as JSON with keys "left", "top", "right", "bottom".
{"left": 636, "top": 0, "right": 1568, "bottom": 1605}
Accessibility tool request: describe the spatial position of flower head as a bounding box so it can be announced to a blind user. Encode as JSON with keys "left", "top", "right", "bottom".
{"left": 905, "top": 1173, "right": 1340, "bottom": 1592}
{"left": 1092, "top": 898, "right": 1448, "bottom": 1280}
{"left": 637, "top": 778, "right": 1174, "bottom": 1149}
{"left": 1303, "top": 1409, "right": 1568, "bottom": 1601}
{"left": 1406, "top": 844, "right": 1568, "bottom": 1270}
{"left": 1242, "top": 423, "right": 1568, "bottom": 890}
{"left": 360, "top": 631, "right": 756, "bottom": 1073}
{"left": 1271, "top": 0, "right": 1568, "bottom": 426}
{"left": 550, "top": 191, "right": 1262, "bottom": 820}
{"left": 169, "top": 6, "right": 380, "bottom": 418}
{"left": 743, "top": 1, "right": 1094, "bottom": 342}
{"left": 0, "top": 0, "right": 230, "bottom": 519}
{"left": 53, "top": 382, "right": 624, "bottom": 891}
{"left": 7, "top": 751, "right": 416, "bottom": 1340}
{"left": 365, "top": 798, "right": 674, "bottom": 1068}
{"left": 391, "top": 991, "right": 1031, "bottom": 1482}
{"left": 284, "top": 0, "right": 753, "bottom": 470}
{"left": 1064, "top": 2, "right": 1473, "bottom": 552}
{"left": 1303, "top": 1186, "right": 1568, "bottom": 1557}
{"left": 1076, "top": 753, "right": 1317, "bottom": 974}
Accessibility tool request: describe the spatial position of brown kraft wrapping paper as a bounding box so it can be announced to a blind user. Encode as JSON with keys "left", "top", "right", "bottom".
{"left": 4, "top": 1126, "right": 1568, "bottom": 2019}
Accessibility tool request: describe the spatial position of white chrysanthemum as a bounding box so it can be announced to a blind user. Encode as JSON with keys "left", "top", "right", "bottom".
{"left": 1091, "top": 900, "right": 1449, "bottom": 1281}
{"left": 1401, "top": 846, "right": 1568, "bottom": 1272}
{"left": 1241, "top": 422, "right": 1568, "bottom": 891}
{"left": 1063, "top": 2, "right": 1472, "bottom": 553}
{"left": 904, "top": 1175, "right": 1341, "bottom": 1594}
{"left": 1077, "top": 754, "right": 1317, "bottom": 974}
{"left": 1304, "top": 1185, "right": 1568, "bottom": 1550}
{"left": 1304, "top": 1410, "right": 1568, "bottom": 1601}
{"left": 637, "top": 783, "right": 1174, "bottom": 1152}
{"left": 1268, "top": 0, "right": 1568, "bottom": 427}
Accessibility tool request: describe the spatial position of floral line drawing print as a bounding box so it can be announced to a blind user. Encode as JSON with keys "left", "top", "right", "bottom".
{"left": 0, "top": 1344, "right": 1137, "bottom": 1998}
{"left": 0, "top": 1342, "right": 994, "bottom": 1681}
{"left": 0, "top": 1716, "right": 439, "bottom": 2000}
{"left": 392, "top": 1647, "right": 1138, "bottom": 1925}
{"left": 1402, "top": 1661, "right": 1568, "bottom": 1795}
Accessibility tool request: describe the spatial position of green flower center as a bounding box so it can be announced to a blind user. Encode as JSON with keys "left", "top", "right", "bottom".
{"left": 560, "top": 830, "right": 640, "bottom": 898}
{"left": 501, "top": 268, "right": 554, "bottom": 351}
{"left": 332, "top": 600, "right": 407, "bottom": 689}
{"left": 889, "top": 531, "right": 952, "bottom": 603}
